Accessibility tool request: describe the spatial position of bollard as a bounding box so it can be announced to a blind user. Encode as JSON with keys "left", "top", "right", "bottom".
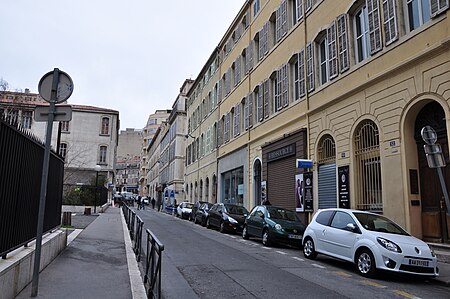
{"left": 62, "top": 212, "right": 72, "bottom": 226}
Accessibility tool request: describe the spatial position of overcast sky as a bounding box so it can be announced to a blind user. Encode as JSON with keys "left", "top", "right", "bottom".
{"left": 0, "top": 1, "right": 244, "bottom": 130}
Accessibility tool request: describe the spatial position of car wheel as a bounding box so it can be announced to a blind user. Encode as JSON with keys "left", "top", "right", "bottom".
{"left": 206, "top": 218, "right": 211, "bottom": 229}
{"left": 219, "top": 221, "right": 225, "bottom": 233}
{"left": 201, "top": 217, "right": 207, "bottom": 227}
{"left": 356, "top": 249, "right": 376, "bottom": 277}
{"left": 242, "top": 226, "right": 249, "bottom": 239}
{"left": 194, "top": 216, "right": 198, "bottom": 224}
{"left": 262, "top": 230, "right": 272, "bottom": 247}
{"left": 303, "top": 238, "right": 318, "bottom": 259}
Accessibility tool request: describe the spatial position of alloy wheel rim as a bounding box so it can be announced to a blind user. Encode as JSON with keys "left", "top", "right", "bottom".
{"left": 358, "top": 253, "right": 371, "bottom": 274}
{"left": 263, "top": 232, "right": 268, "bottom": 244}
{"left": 304, "top": 241, "right": 312, "bottom": 256}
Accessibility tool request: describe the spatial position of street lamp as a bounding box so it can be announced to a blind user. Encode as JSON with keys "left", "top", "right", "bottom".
{"left": 94, "top": 165, "right": 101, "bottom": 214}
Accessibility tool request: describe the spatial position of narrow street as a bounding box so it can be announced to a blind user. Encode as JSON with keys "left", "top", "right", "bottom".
{"left": 135, "top": 208, "right": 450, "bottom": 299}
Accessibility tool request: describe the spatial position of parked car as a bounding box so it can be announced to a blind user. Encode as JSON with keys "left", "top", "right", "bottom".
{"left": 302, "top": 208, "right": 439, "bottom": 277}
{"left": 177, "top": 202, "right": 194, "bottom": 219}
{"left": 206, "top": 203, "right": 249, "bottom": 233}
{"left": 242, "top": 205, "right": 305, "bottom": 247}
{"left": 194, "top": 202, "right": 213, "bottom": 226}
{"left": 190, "top": 200, "right": 207, "bottom": 221}
{"left": 142, "top": 197, "right": 149, "bottom": 205}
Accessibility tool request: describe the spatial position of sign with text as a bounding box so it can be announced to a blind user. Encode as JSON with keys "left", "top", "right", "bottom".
{"left": 303, "top": 172, "right": 313, "bottom": 212}
{"left": 338, "top": 166, "right": 350, "bottom": 208}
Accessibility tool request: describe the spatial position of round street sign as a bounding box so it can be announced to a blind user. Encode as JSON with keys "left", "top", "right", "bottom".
{"left": 421, "top": 126, "right": 437, "bottom": 145}
{"left": 38, "top": 70, "right": 74, "bottom": 103}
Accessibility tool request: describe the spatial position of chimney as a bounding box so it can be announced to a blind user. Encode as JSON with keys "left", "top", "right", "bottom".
{"left": 25, "top": 88, "right": 30, "bottom": 94}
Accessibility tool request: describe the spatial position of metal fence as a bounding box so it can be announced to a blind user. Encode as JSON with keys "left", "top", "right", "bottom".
{"left": 122, "top": 205, "right": 164, "bottom": 299}
{"left": 0, "top": 117, "right": 64, "bottom": 258}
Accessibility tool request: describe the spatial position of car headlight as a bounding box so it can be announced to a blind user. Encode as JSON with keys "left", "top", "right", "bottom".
{"left": 227, "top": 216, "right": 238, "bottom": 224}
{"left": 377, "top": 237, "right": 402, "bottom": 253}
{"left": 428, "top": 246, "right": 436, "bottom": 257}
{"left": 275, "top": 224, "right": 282, "bottom": 231}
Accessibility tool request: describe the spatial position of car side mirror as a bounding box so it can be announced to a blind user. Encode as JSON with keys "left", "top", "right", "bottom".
{"left": 346, "top": 223, "right": 356, "bottom": 232}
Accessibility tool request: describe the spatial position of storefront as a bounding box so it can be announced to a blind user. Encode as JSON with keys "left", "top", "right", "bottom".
{"left": 218, "top": 147, "right": 248, "bottom": 207}
{"left": 261, "top": 129, "right": 308, "bottom": 222}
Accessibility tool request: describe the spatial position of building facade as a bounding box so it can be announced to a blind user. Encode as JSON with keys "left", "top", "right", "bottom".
{"left": 0, "top": 90, "right": 120, "bottom": 202}
{"left": 186, "top": 0, "right": 450, "bottom": 243}
{"left": 116, "top": 128, "right": 142, "bottom": 193}
{"left": 139, "top": 110, "right": 171, "bottom": 196}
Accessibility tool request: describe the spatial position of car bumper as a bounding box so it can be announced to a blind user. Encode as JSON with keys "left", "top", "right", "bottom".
{"left": 372, "top": 246, "right": 439, "bottom": 276}
{"left": 270, "top": 231, "right": 303, "bottom": 246}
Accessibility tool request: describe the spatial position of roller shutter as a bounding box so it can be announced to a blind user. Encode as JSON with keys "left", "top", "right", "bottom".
{"left": 318, "top": 163, "right": 337, "bottom": 209}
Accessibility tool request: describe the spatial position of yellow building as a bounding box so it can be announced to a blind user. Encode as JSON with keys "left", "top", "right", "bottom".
{"left": 187, "top": 0, "right": 450, "bottom": 243}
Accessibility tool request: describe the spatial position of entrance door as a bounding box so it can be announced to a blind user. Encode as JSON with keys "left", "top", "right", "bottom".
{"left": 415, "top": 102, "right": 450, "bottom": 243}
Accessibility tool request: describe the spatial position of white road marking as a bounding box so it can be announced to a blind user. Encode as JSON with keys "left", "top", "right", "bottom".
{"left": 292, "top": 257, "right": 304, "bottom": 262}
{"left": 311, "top": 263, "right": 326, "bottom": 269}
{"left": 275, "top": 250, "right": 287, "bottom": 255}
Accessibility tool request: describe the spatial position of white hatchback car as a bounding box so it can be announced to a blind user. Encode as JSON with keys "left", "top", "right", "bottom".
{"left": 176, "top": 202, "right": 194, "bottom": 219}
{"left": 302, "top": 208, "right": 438, "bottom": 277}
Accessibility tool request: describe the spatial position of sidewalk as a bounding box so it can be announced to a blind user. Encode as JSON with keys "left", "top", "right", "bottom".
{"left": 15, "top": 207, "right": 145, "bottom": 299}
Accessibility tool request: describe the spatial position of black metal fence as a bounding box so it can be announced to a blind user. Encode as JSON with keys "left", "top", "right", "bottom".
{"left": 0, "top": 117, "right": 64, "bottom": 258}
{"left": 122, "top": 205, "right": 164, "bottom": 299}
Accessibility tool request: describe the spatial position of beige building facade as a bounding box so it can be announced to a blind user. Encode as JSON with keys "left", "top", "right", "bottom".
{"left": 186, "top": 0, "right": 450, "bottom": 243}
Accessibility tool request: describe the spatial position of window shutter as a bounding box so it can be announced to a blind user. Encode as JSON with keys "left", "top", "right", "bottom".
{"left": 245, "top": 11, "right": 250, "bottom": 28}
{"left": 382, "top": 0, "right": 398, "bottom": 45}
{"left": 263, "top": 79, "right": 270, "bottom": 118}
{"left": 244, "top": 96, "right": 249, "bottom": 130}
{"left": 263, "top": 22, "right": 269, "bottom": 55}
{"left": 366, "top": 0, "right": 382, "bottom": 54}
{"left": 327, "top": 21, "right": 338, "bottom": 80}
{"left": 259, "top": 28, "right": 264, "bottom": 60}
{"left": 218, "top": 80, "right": 222, "bottom": 103}
{"left": 282, "top": 64, "right": 289, "bottom": 107}
{"left": 306, "top": 43, "right": 315, "bottom": 92}
{"left": 276, "top": 69, "right": 282, "bottom": 111}
{"left": 226, "top": 113, "right": 231, "bottom": 142}
{"left": 305, "top": 0, "right": 313, "bottom": 12}
{"left": 257, "top": 85, "right": 264, "bottom": 121}
{"left": 430, "top": 0, "right": 449, "bottom": 17}
{"left": 218, "top": 118, "right": 223, "bottom": 147}
{"left": 282, "top": 0, "right": 288, "bottom": 38}
{"left": 298, "top": 49, "right": 306, "bottom": 97}
{"left": 337, "top": 14, "right": 349, "bottom": 73}
{"left": 233, "top": 104, "right": 240, "bottom": 137}
{"left": 248, "top": 93, "right": 253, "bottom": 127}
{"left": 248, "top": 42, "right": 254, "bottom": 71}
{"left": 276, "top": 4, "right": 282, "bottom": 42}
{"left": 297, "top": 0, "right": 303, "bottom": 20}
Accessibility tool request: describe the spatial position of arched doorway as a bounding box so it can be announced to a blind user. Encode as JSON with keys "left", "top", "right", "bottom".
{"left": 212, "top": 175, "right": 217, "bottom": 203}
{"left": 414, "top": 102, "right": 450, "bottom": 243}
{"left": 317, "top": 134, "right": 337, "bottom": 209}
{"left": 253, "top": 159, "right": 262, "bottom": 206}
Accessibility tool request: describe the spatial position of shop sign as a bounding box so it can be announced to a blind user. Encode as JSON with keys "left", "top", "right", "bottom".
{"left": 267, "top": 144, "right": 296, "bottom": 162}
{"left": 338, "top": 166, "right": 350, "bottom": 209}
{"left": 261, "top": 181, "right": 267, "bottom": 202}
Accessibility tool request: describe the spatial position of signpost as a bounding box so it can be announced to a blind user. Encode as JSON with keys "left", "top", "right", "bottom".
{"left": 421, "top": 125, "right": 450, "bottom": 214}
{"left": 31, "top": 69, "right": 73, "bottom": 297}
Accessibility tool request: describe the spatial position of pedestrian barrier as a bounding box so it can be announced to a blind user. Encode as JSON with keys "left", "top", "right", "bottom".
{"left": 144, "top": 229, "right": 164, "bottom": 299}
{"left": 121, "top": 204, "right": 164, "bottom": 299}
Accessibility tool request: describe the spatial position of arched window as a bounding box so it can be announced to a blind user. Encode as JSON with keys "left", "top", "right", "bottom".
{"left": 101, "top": 117, "right": 110, "bottom": 135}
{"left": 317, "top": 135, "right": 337, "bottom": 209}
{"left": 354, "top": 120, "right": 382, "bottom": 212}
{"left": 199, "top": 180, "right": 203, "bottom": 200}
{"left": 205, "top": 177, "right": 210, "bottom": 201}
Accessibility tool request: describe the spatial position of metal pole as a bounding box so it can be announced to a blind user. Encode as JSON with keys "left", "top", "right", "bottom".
{"left": 31, "top": 68, "right": 59, "bottom": 297}
{"left": 95, "top": 171, "right": 99, "bottom": 214}
{"left": 436, "top": 167, "right": 450, "bottom": 214}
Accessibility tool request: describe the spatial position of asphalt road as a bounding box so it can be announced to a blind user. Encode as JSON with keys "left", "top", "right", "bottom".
{"left": 135, "top": 208, "right": 450, "bottom": 299}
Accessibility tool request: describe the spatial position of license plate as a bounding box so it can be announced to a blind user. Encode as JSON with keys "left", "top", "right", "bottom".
{"left": 408, "top": 259, "right": 429, "bottom": 267}
{"left": 288, "top": 234, "right": 302, "bottom": 239}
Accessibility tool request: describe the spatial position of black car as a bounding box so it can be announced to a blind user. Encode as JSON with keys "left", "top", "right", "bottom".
{"left": 206, "top": 203, "right": 249, "bottom": 233}
{"left": 190, "top": 200, "right": 207, "bottom": 221}
{"left": 194, "top": 202, "right": 213, "bottom": 226}
{"left": 242, "top": 205, "right": 306, "bottom": 247}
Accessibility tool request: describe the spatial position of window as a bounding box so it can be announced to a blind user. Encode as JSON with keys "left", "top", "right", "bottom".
{"left": 354, "top": 120, "right": 382, "bottom": 212}
{"left": 61, "top": 121, "right": 70, "bottom": 132}
{"left": 291, "top": 55, "right": 300, "bottom": 101}
{"left": 222, "top": 167, "right": 244, "bottom": 205}
{"left": 318, "top": 35, "right": 328, "bottom": 85}
{"left": 382, "top": 0, "right": 398, "bottom": 45}
{"left": 253, "top": 0, "right": 261, "bottom": 17}
{"left": 274, "top": 64, "right": 289, "bottom": 111}
{"left": 330, "top": 211, "right": 356, "bottom": 230}
{"left": 99, "top": 146, "right": 107, "bottom": 164}
{"left": 206, "top": 128, "right": 211, "bottom": 154}
{"left": 354, "top": 5, "right": 370, "bottom": 63}
{"left": 292, "top": 0, "right": 303, "bottom": 25}
{"left": 244, "top": 94, "right": 253, "bottom": 130}
{"left": 255, "top": 85, "right": 264, "bottom": 122}
{"left": 316, "top": 210, "right": 334, "bottom": 225}
{"left": 234, "top": 56, "right": 241, "bottom": 87}
{"left": 59, "top": 143, "right": 68, "bottom": 159}
{"left": 366, "top": 0, "right": 382, "bottom": 54}
{"left": 327, "top": 21, "right": 338, "bottom": 80}
{"left": 263, "top": 79, "right": 271, "bottom": 118}
{"left": 304, "top": 0, "right": 315, "bottom": 13}
{"left": 101, "top": 117, "right": 110, "bottom": 135}
{"left": 259, "top": 22, "right": 269, "bottom": 60}
{"left": 405, "top": 0, "right": 431, "bottom": 31}
{"left": 21, "top": 111, "right": 32, "bottom": 129}
{"left": 430, "top": 0, "right": 449, "bottom": 17}
{"left": 244, "top": 42, "right": 254, "bottom": 75}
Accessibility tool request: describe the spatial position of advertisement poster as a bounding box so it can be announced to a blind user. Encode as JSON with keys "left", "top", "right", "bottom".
{"left": 295, "top": 174, "right": 304, "bottom": 212}
{"left": 261, "top": 181, "right": 267, "bottom": 203}
{"left": 338, "top": 166, "right": 350, "bottom": 208}
{"left": 303, "top": 172, "right": 313, "bottom": 212}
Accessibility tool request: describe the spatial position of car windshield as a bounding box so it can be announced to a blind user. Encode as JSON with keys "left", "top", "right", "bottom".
{"left": 185, "top": 203, "right": 194, "bottom": 208}
{"left": 267, "top": 207, "right": 299, "bottom": 221}
{"left": 353, "top": 212, "right": 409, "bottom": 235}
{"left": 224, "top": 204, "right": 249, "bottom": 215}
